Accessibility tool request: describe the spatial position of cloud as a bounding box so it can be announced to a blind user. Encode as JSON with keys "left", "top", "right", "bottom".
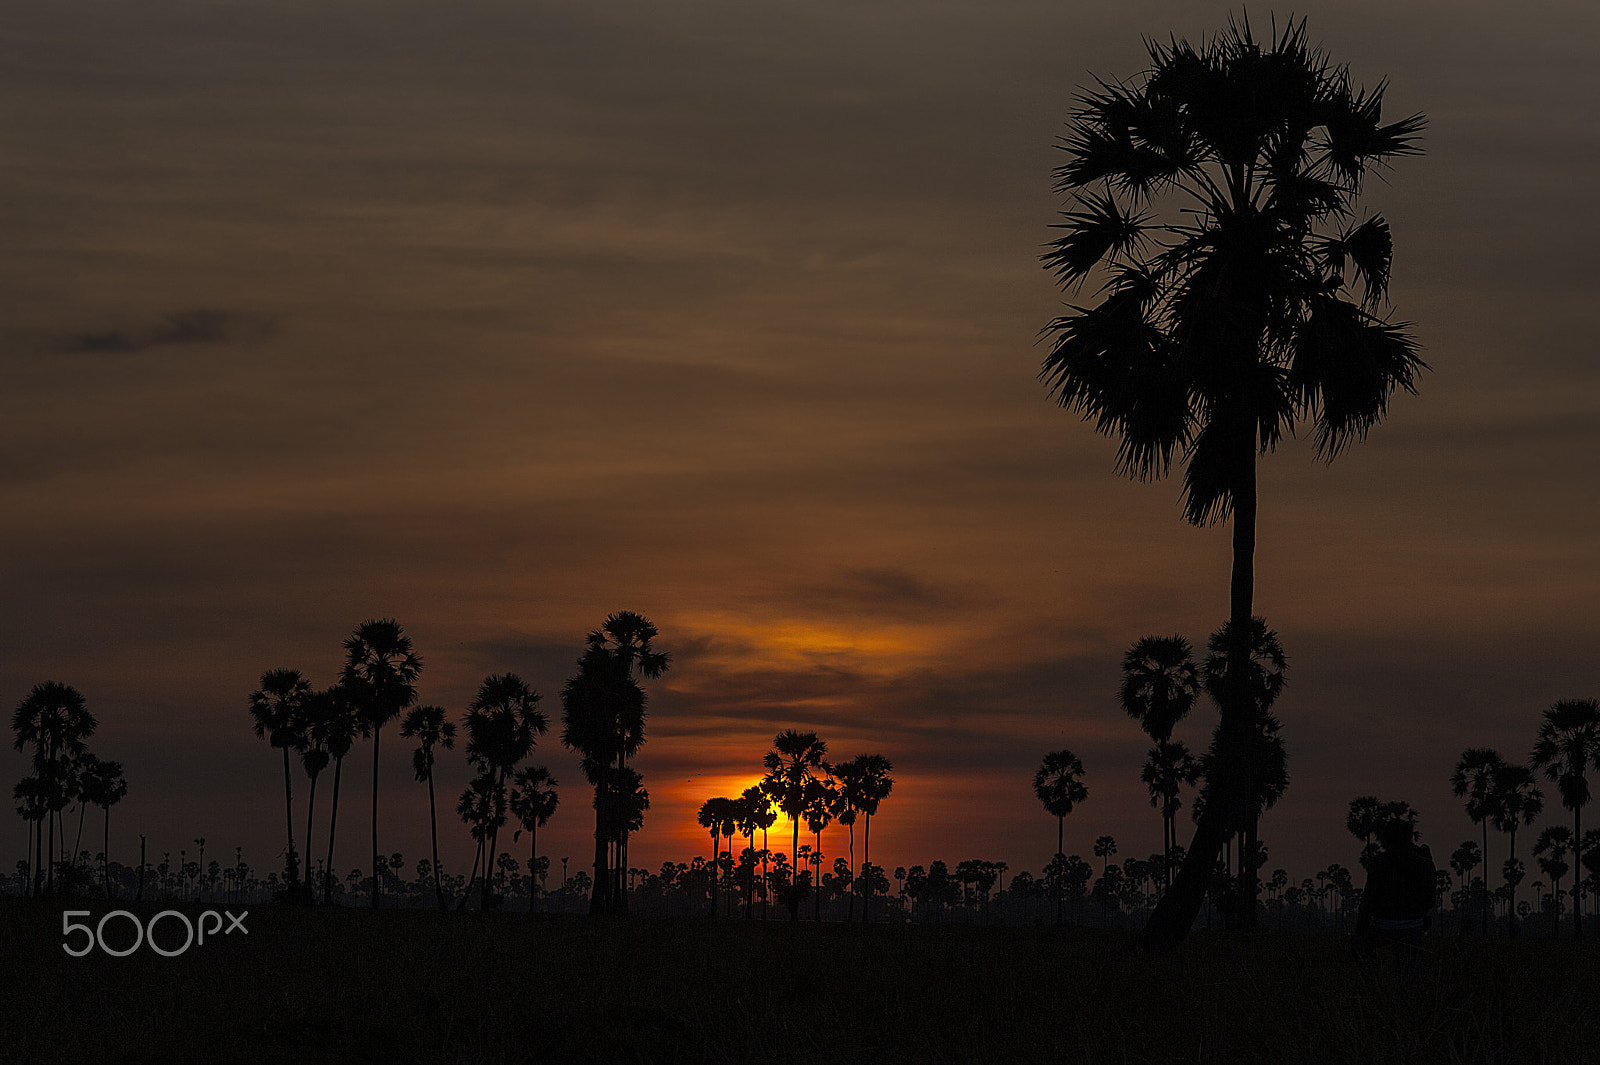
{"left": 62, "top": 309, "right": 277, "bottom": 354}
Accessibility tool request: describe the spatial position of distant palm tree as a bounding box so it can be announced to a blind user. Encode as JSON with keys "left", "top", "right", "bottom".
{"left": 697, "top": 796, "right": 738, "bottom": 918}
{"left": 12, "top": 776, "right": 47, "bottom": 896}
{"left": 1490, "top": 763, "right": 1543, "bottom": 932}
{"left": 400, "top": 704, "right": 457, "bottom": 910}
{"left": 1452, "top": 748, "right": 1504, "bottom": 933}
{"left": 1034, "top": 749, "right": 1088, "bottom": 925}
{"left": 803, "top": 776, "right": 839, "bottom": 921}
{"left": 456, "top": 770, "right": 502, "bottom": 906}
{"left": 584, "top": 612, "right": 669, "bottom": 909}
{"left": 295, "top": 690, "right": 336, "bottom": 895}
{"left": 1534, "top": 825, "right": 1573, "bottom": 929}
{"left": 464, "top": 674, "right": 547, "bottom": 909}
{"left": 509, "top": 764, "right": 559, "bottom": 912}
{"left": 739, "top": 784, "right": 778, "bottom": 918}
{"left": 1530, "top": 697, "right": 1600, "bottom": 937}
{"left": 762, "top": 730, "right": 830, "bottom": 921}
{"left": 78, "top": 756, "right": 127, "bottom": 899}
{"left": 318, "top": 684, "right": 360, "bottom": 904}
{"left": 1041, "top": 17, "right": 1425, "bottom": 946}
{"left": 1120, "top": 636, "right": 1199, "bottom": 743}
{"left": 341, "top": 619, "right": 423, "bottom": 908}
{"left": 836, "top": 753, "right": 894, "bottom": 921}
{"left": 1142, "top": 740, "right": 1201, "bottom": 889}
{"left": 248, "top": 669, "right": 310, "bottom": 888}
{"left": 1093, "top": 835, "right": 1118, "bottom": 876}
{"left": 12, "top": 681, "right": 97, "bottom": 895}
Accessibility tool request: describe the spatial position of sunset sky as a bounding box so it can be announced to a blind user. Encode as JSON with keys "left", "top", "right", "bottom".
{"left": 2, "top": 0, "right": 1596, "bottom": 891}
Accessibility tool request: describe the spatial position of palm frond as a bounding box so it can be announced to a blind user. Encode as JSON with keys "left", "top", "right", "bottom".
{"left": 1042, "top": 189, "right": 1151, "bottom": 287}
{"left": 1290, "top": 296, "right": 1426, "bottom": 457}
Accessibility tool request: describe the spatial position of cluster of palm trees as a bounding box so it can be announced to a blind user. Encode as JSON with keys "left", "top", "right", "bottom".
{"left": 1449, "top": 697, "right": 1600, "bottom": 937}
{"left": 247, "top": 618, "right": 563, "bottom": 911}
{"left": 696, "top": 730, "right": 894, "bottom": 921}
{"left": 10, "top": 681, "right": 128, "bottom": 898}
{"left": 1034, "top": 624, "right": 1288, "bottom": 927}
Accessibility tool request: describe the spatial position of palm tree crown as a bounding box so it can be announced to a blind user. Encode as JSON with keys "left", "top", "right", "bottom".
{"left": 1119, "top": 636, "right": 1199, "bottom": 743}
{"left": 1041, "top": 17, "right": 1426, "bottom": 521}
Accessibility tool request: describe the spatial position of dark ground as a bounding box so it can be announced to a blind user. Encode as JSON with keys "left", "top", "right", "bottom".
{"left": 2, "top": 897, "right": 1597, "bottom": 1064}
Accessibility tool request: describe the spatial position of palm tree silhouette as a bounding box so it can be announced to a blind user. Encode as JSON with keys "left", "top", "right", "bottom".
{"left": 1534, "top": 825, "right": 1574, "bottom": 931}
{"left": 248, "top": 669, "right": 310, "bottom": 890}
{"left": 560, "top": 613, "right": 667, "bottom": 915}
{"left": 1530, "top": 698, "right": 1600, "bottom": 937}
{"left": 697, "top": 796, "right": 738, "bottom": 918}
{"left": 740, "top": 784, "right": 778, "bottom": 918}
{"left": 341, "top": 619, "right": 422, "bottom": 909}
{"left": 1093, "top": 835, "right": 1118, "bottom": 877}
{"left": 1452, "top": 748, "right": 1508, "bottom": 932}
{"left": 803, "top": 776, "right": 839, "bottom": 921}
{"left": 295, "top": 690, "right": 336, "bottom": 897}
{"left": 762, "top": 730, "right": 830, "bottom": 921}
{"left": 1142, "top": 740, "right": 1201, "bottom": 889}
{"left": 1489, "top": 762, "right": 1542, "bottom": 933}
{"left": 1197, "top": 617, "right": 1287, "bottom": 924}
{"left": 79, "top": 756, "right": 127, "bottom": 899}
{"left": 318, "top": 685, "right": 360, "bottom": 904}
{"left": 12, "top": 681, "right": 97, "bottom": 895}
{"left": 464, "top": 674, "right": 547, "bottom": 909}
{"left": 835, "top": 753, "right": 894, "bottom": 921}
{"left": 400, "top": 704, "right": 457, "bottom": 909}
{"left": 586, "top": 612, "right": 669, "bottom": 910}
{"left": 12, "top": 776, "right": 47, "bottom": 896}
{"left": 1034, "top": 749, "right": 1088, "bottom": 925}
{"left": 1120, "top": 636, "right": 1199, "bottom": 744}
{"left": 509, "top": 764, "right": 559, "bottom": 913}
{"left": 1040, "top": 17, "right": 1425, "bottom": 945}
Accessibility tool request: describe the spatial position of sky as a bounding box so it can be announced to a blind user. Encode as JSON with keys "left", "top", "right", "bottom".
{"left": 2, "top": 0, "right": 1596, "bottom": 891}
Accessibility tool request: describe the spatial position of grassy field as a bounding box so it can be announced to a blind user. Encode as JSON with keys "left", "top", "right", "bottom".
{"left": 3, "top": 898, "right": 1597, "bottom": 1065}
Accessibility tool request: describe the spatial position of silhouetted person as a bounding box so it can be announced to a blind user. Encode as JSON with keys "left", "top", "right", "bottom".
{"left": 1355, "top": 820, "right": 1435, "bottom": 962}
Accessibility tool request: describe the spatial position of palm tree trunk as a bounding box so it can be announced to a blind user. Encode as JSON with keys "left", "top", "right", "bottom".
{"left": 1141, "top": 431, "right": 1257, "bottom": 948}
{"left": 1575, "top": 806, "right": 1584, "bottom": 938}
{"left": 708, "top": 831, "right": 719, "bottom": 918}
{"left": 1482, "top": 819, "right": 1490, "bottom": 934}
{"left": 527, "top": 819, "right": 537, "bottom": 915}
{"left": 304, "top": 772, "right": 319, "bottom": 893}
{"left": 428, "top": 768, "right": 446, "bottom": 911}
{"left": 103, "top": 806, "right": 112, "bottom": 900}
{"left": 589, "top": 761, "right": 611, "bottom": 915}
{"left": 73, "top": 801, "right": 88, "bottom": 879}
{"left": 1056, "top": 814, "right": 1064, "bottom": 926}
{"left": 370, "top": 726, "right": 382, "bottom": 909}
{"left": 282, "top": 746, "right": 298, "bottom": 885}
{"left": 861, "top": 813, "right": 872, "bottom": 922}
{"left": 325, "top": 755, "right": 344, "bottom": 905}
{"left": 484, "top": 769, "right": 503, "bottom": 910}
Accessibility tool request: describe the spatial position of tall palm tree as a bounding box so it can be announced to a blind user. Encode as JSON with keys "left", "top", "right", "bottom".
{"left": 12, "top": 681, "right": 97, "bottom": 894}
{"left": 509, "top": 764, "right": 559, "bottom": 912}
{"left": 12, "top": 776, "right": 47, "bottom": 896}
{"left": 400, "top": 704, "right": 457, "bottom": 910}
{"left": 1034, "top": 749, "right": 1089, "bottom": 925}
{"left": 1530, "top": 697, "right": 1600, "bottom": 937}
{"left": 248, "top": 669, "right": 310, "bottom": 888}
{"left": 587, "top": 612, "right": 668, "bottom": 903}
{"left": 1040, "top": 17, "right": 1425, "bottom": 946}
{"left": 464, "top": 674, "right": 547, "bottom": 909}
{"left": 697, "top": 796, "right": 738, "bottom": 918}
{"left": 319, "top": 684, "right": 360, "bottom": 904}
{"left": 803, "top": 776, "right": 838, "bottom": 921}
{"left": 1452, "top": 748, "right": 1506, "bottom": 933}
{"left": 762, "top": 730, "right": 830, "bottom": 921}
{"left": 838, "top": 753, "right": 894, "bottom": 921}
{"left": 561, "top": 642, "right": 643, "bottom": 915}
{"left": 1534, "top": 825, "right": 1574, "bottom": 931}
{"left": 740, "top": 784, "right": 778, "bottom": 918}
{"left": 1142, "top": 740, "right": 1201, "bottom": 888}
{"left": 341, "top": 618, "right": 423, "bottom": 909}
{"left": 79, "top": 756, "right": 127, "bottom": 899}
{"left": 295, "top": 689, "right": 336, "bottom": 896}
{"left": 1490, "top": 762, "right": 1543, "bottom": 932}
